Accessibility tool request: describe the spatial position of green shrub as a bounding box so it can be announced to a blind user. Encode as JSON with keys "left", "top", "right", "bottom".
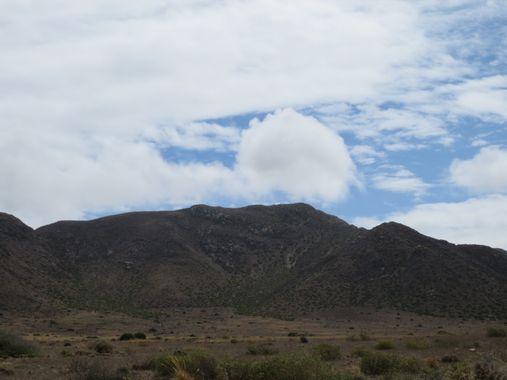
{"left": 119, "top": 333, "right": 134, "bottom": 341}
{"left": 94, "top": 341, "right": 113, "bottom": 354}
{"left": 134, "top": 332, "right": 146, "bottom": 340}
{"left": 360, "top": 351, "right": 423, "bottom": 376}
{"left": 405, "top": 339, "right": 431, "bottom": 350}
{"left": 150, "top": 351, "right": 354, "bottom": 380}
{"left": 486, "top": 327, "right": 507, "bottom": 338}
{"left": 153, "top": 349, "right": 221, "bottom": 379}
{"left": 0, "top": 331, "right": 37, "bottom": 358}
{"left": 222, "top": 353, "right": 340, "bottom": 380}
{"left": 446, "top": 362, "right": 472, "bottom": 379}
{"left": 247, "top": 344, "right": 278, "bottom": 356}
{"left": 360, "top": 352, "right": 393, "bottom": 376}
{"left": 313, "top": 343, "right": 341, "bottom": 361}
{"left": 374, "top": 340, "right": 395, "bottom": 350}
{"left": 352, "top": 348, "right": 370, "bottom": 358}
{"left": 398, "top": 356, "right": 425, "bottom": 374}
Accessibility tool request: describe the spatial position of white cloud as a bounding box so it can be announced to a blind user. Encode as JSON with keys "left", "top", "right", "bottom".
{"left": 0, "top": 109, "right": 357, "bottom": 226}
{"left": 350, "top": 145, "right": 385, "bottom": 165}
{"left": 397, "top": 75, "right": 507, "bottom": 124}
{"left": 0, "top": 135, "right": 236, "bottom": 227}
{"left": 319, "top": 104, "right": 450, "bottom": 148}
{"left": 450, "top": 146, "right": 507, "bottom": 193}
{"left": 236, "top": 109, "right": 359, "bottom": 201}
{"left": 354, "top": 195, "right": 507, "bottom": 250}
{"left": 0, "top": 0, "right": 429, "bottom": 133}
{"left": 470, "top": 138, "right": 488, "bottom": 148}
{"left": 146, "top": 122, "right": 241, "bottom": 152}
{"left": 372, "top": 168, "right": 429, "bottom": 197}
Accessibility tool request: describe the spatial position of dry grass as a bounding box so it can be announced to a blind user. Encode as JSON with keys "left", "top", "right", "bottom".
{"left": 1, "top": 307, "right": 507, "bottom": 379}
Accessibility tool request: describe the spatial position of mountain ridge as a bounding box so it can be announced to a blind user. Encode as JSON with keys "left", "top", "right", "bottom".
{"left": 1, "top": 203, "right": 506, "bottom": 320}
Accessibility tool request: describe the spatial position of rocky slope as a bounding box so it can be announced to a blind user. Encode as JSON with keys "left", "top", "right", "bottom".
{"left": 1, "top": 204, "right": 506, "bottom": 319}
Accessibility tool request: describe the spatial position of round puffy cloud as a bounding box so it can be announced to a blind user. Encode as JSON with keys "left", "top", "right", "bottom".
{"left": 236, "top": 109, "right": 359, "bottom": 201}
{"left": 450, "top": 146, "right": 507, "bottom": 193}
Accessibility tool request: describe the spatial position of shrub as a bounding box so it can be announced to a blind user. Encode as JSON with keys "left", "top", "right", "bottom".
{"left": 486, "top": 327, "right": 507, "bottom": 338}
{"left": 153, "top": 349, "right": 221, "bottom": 380}
{"left": 441, "top": 355, "right": 459, "bottom": 363}
{"left": 405, "top": 339, "right": 431, "bottom": 350}
{"left": 398, "top": 356, "right": 425, "bottom": 374}
{"left": 119, "top": 333, "right": 134, "bottom": 341}
{"left": 134, "top": 332, "right": 146, "bottom": 340}
{"left": 222, "top": 353, "right": 340, "bottom": 380}
{"left": 426, "top": 357, "right": 439, "bottom": 369}
{"left": 247, "top": 344, "right": 278, "bottom": 356}
{"left": 446, "top": 362, "right": 472, "bottom": 379}
{"left": 360, "top": 351, "right": 423, "bottom": 376}
{"left": 374, "top": 340, "right": 395, "bottom": 350}
{"left": 352, "top": 348, "right": 370, "bottom": 358}
{"left": 475, "top": 360, "right": 507, "bottom": 380}
{"left": 313, "top": 343, "right": 341, "bottom": 361}
{"left": 360, "top": 352, "right": 393, "bottom": 375}
{"left": 94, "top": 341, "right": 113, "bottom": 354}
{"left": 0, "top": 331, "right": 37, "bottom": 358}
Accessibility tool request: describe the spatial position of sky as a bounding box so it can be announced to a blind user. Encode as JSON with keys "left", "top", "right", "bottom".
{"left": 1, "top": 0, "right": 507, "bottom": 248}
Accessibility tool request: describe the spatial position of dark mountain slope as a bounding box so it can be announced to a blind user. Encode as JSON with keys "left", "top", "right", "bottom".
{"left": 34, "top": 204, "right": 358, "bottom": 311}
{"left": 267, "top": 222, "right": 507, "bottom": 319}
{"left": 1, "top": 204, "right": 506, "bottom": 319}
{"left": 0, "top": 213, "right": 67, "bottom": 311}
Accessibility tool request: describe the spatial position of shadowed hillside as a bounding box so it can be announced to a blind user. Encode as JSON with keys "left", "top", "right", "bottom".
{"left": 1, "top": 204, "right": 506, "bottom": 319}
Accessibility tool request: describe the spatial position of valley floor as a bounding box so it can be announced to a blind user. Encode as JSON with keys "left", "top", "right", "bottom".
{"left": 1, "top": 307, "right": 506, "bottom": 379}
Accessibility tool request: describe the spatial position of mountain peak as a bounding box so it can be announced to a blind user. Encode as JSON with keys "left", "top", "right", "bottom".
{"left": 0, "top": 212, "right": 33, "bottom": 237}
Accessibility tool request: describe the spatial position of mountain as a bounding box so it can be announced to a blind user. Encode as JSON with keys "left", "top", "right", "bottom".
{"left": 1, "top": 204, "right": 506, "bottom": 319}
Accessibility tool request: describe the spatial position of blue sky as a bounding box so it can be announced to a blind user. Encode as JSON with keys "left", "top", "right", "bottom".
{"left": 1, "top": 1, "right": 507, "bottom": 248}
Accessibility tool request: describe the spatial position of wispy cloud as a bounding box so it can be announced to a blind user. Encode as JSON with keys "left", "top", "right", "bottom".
{"left": 372, "top": 167, "right": 429, "bottom": 197}
{"left": 354, "top": 194, "right": 507, "bottom": 249}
